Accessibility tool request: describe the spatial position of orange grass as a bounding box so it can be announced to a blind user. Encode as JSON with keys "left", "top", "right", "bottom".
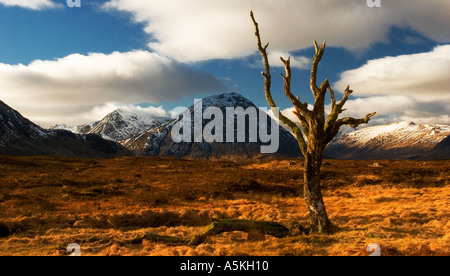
{"left": 0, "top": 156, "right": 448, "bottom": 256}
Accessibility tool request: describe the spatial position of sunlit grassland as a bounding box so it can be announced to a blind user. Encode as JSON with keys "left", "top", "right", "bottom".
{"left": 0, "top": 156, "right": 448, "bottom": 256}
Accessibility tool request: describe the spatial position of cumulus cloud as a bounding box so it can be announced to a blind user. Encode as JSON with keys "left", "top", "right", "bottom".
{"left": 332, "top": 45, "right": 450, "bottom": 126}
{"left": 247, "top": 50, "right": 311, "bottom": 70}
{"left": 103, "top": 0, "right": 450, "bottom": 62}
{"left": 26, "top": 102, "right": 169, "bottom": 128}
{"left": 336, "top": 96, "right": 450, "bottom": 127}
{"left": 0, "top": 51, "right": 226, "bottom": 127}
{"left": 335, "top": 45, "right": 450, "bottom": 101}
{"left": 85, "top": 102, "right": 168, "bottom": 123}
{"left": 0, "top": 0, "right": 60, "bottom": 10}
{"left": 269, "top": 51, "right": 311, "bottom": 69}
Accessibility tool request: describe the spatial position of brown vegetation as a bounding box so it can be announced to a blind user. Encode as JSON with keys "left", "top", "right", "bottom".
{"left": 0, "top": 155, "right": 448, "bottom": 256}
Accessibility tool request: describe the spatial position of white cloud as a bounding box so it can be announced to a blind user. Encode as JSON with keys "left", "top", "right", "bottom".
{"left": 333, "top": 45, "right": 450, "bottom": 126}
{"left": 246, "top": 50, "right": 311, "bottom": 70}
{"left": 0, "top": 0, "right": 60, "bottom": 10}
{"left": 86, "top": 102, "right": 168, "bottom": 123}
{"left": 0, "top": 51, "right": 226, "bottom": 127}
{"left": 335, "top": 96, "right": 450, "bottom": 127}
{"left": 269, "top": 51, "right": 311, "bottom": 69}
{"left": 103, "top": 0, "right": 450, "bottom": 62}
{"left": 335, "top": 45, "right": 450, "bottom": 101}
{"left": 24, "top": 102, "right": 168, "bottom": 128}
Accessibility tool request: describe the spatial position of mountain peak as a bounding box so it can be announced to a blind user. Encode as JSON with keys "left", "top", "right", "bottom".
{"left": 326, "top": 121, "right": 450, "bottom": 160}
{"left": 0, "top": 99, "right": 47, "bottom": 141}
{"left": 88, "top": 108, "right": 170, "bottom": 142}
{"left": 121, "top": 92, "right": 302, "bottom": 160}
{"left": 0, "top": 100, "right": 130, "bottom": 158}
{"left": 200, "top": 92, "right": 255, "bottom": 109}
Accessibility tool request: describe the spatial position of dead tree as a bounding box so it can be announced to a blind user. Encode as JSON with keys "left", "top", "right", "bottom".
{"left": 251, "top": 11, "right": 376, "bottom": 233}
{"left": 129, "top": 219, "right": 302, "bottom": 246}
{"left": 122, "top": 12, "right": 377, "bottom": 247}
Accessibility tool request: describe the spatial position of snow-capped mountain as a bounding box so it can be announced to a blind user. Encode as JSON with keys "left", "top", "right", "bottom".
{"left": 50, "top": 122, "right": 98, "bottom": 134}
{"left": 325, "top": 121, "right": 450, "bottom": 160}
{"left": 86, "top": 109, "right": 171, "bottom": 142}
{"left": 0, "top": 100, "right": 131, "bottom": 158}
{"left": 121, "top": 92, "right": 302, "bottom": 160}
{"left": 0, "top": 100, "right": 48, "bottom": 145}
{"left": 4, "top": 95, "right": 448, "bottom": 160}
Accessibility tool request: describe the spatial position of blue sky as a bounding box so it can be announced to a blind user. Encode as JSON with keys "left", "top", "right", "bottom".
{"left": 0, "top": 0, "right": 449, "bottom": 127}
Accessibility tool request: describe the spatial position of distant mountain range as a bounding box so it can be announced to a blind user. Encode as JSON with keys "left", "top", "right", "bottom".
{"left": 324, "top": 121, "right": 450, "bottom": 160}
{"left": 1, "top": 93, "right": 301, "bottom": 160}
{"left": 1, "top": 94, "right": 449, "bottom": 160}
{"left": 52, "top": 109, "right": 171, "bottom": 142}
{"left": 0, "top": 100, "right": 130, "bottom": 158}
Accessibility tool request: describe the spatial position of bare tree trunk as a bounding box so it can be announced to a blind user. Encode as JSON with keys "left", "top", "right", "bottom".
{"left": 303, "top": 149, "right": 332, "bottom": 233}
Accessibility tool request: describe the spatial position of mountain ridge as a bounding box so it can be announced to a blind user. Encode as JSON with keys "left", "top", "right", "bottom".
{"left": 0, "top": 100, "right": 131, "bottom": 158}
{"left": 325, "top": 121, "right": 450, "bottom": 160}
{"left": 86, "top": 109, "right": 171, "bottom": 142}
{"left": 2, "top": 95, "right": 449, "bottom": 160}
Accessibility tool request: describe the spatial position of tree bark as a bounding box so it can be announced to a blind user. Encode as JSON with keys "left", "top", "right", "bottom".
{"left": 189, "top": 219, "right": 292, "bottom": 246}
{"left": 303, "top": 148, "right": 333, "bottom": 233}
{"left": 129, "top": 219, "right": 304, "bottom": 246}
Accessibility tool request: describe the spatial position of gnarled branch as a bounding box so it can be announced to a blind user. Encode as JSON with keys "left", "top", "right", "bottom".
{"left": 251, "top": 11, "right": 308, "bottom": 155}
{"left": 293, "top": 106, "right": 310, "bottom": 137}
{"left": 325, "top": 112, "right": 377, "bottom": 145}
{"left": 336, "top": 86, "right": 353, "bottom": 111}
{"left": 310, "top": 40, "right": 326, "bottom": 98}
{"left": 337, "top": 112, "right": 377, "bottom": 129}
{"left": 280, "top": 57, "right": 310, "bottom": 116}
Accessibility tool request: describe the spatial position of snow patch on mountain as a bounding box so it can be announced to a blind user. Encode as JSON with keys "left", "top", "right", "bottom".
{"left": 51, "top": 122, "right": 99, "bottom": 134}
{"left": 325, "top": 121, "right": 450, "bottom": 159}
{"left": 0, "top": 100, "right": 131, "bottom": 158}
{"left": 336, "top": 121, "right": 450, "bottom": 149}
{"left": 120, "top": 92, "right": 302, "bottom": 160}
{"left": 87, "top": 109, "right": 171, "bottom": 142}
{"left": 1, "top": 100, "right": 48, "bottom": 142}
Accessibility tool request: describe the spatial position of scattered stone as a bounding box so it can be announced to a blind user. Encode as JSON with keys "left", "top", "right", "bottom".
{"left": 371, "top": 162, "right": 386, "bottom": 168}
{"left": 0, "top": 222, "right": 10, "bottom": 237}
